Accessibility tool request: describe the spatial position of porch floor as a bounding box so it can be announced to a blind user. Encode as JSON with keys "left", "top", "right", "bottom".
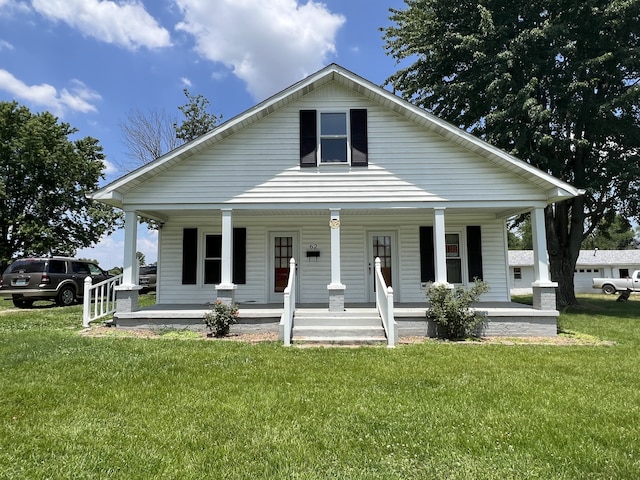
{"left": 112, "top": 301, "right": 558, "bottom": 337}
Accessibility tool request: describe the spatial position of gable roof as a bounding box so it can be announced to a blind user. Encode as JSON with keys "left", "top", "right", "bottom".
{"left": 91, "top": 63, "right": 582, "bottom": 207}
{"left": 509, "top": 250, "right": 640, "bottom": 267}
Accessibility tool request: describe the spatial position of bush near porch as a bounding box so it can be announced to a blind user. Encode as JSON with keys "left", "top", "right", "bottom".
{"left": 1, "top": 294, "right": 639, "bottom": 479}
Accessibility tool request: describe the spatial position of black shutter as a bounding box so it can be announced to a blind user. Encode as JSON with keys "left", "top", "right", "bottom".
{"left": 467, "top": 226, "right": 483, "bottom": 281}
{"left": 419, "top": 226, "right": 435, "bottom": 282}
{"left": 182, "top": 228, "right": 198, "bottom": 284}
{"left": 350, "top": 109, "right": 368, "bottom": 166}
{"left": 300, "top": 110, "right": 317, "bottom": 167}
{"left": 232, "top": 227, "right": 246, "bottom": 284}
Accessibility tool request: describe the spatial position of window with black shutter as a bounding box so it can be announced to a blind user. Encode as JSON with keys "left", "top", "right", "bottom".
{"left": 299, "top": 109, "right": 368, "bottom": 167}
{"left": 182, "top": 227, "right": 247, "bottom": 285}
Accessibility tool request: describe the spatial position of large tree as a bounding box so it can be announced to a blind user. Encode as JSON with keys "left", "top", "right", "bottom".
{"left": 0, "top": 101, "right": 121, "bottom": 271}
{"left": 383, "top": 0, "right": 640, "bottom": 306}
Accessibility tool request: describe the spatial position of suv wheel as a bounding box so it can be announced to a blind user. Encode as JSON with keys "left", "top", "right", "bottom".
{"left": 57, "top": 285, "right": 76, "bottom": 306}
{"left": 12, "top": 298, "right": 33, "bottom": 309}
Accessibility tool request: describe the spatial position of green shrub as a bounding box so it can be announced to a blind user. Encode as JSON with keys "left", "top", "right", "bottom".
{"left": 426, "top": 279, "right": 490, "bottom": 340}
{"left": 203, "top": 300, "right": 239, "bottom": 337}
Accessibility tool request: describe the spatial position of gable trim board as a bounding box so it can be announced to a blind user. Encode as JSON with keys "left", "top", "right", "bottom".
{"left": 88, "top": 64, "right": 581, "bottom": 336}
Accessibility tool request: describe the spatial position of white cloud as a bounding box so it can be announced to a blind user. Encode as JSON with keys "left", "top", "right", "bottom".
{"left": 0, "top": 0, "right": 29, "bottom": 14}
{"left": 76, "top": 227, "right": 157, "bottom": 269}
{"left": 0, "top": 39, "right": 14, "bottom": 50}
{"left": 31, "top": 0, "right": 171, "bottom": 50}
{"left": 180, "top": 77, "right": 192, "bottom": 87}
{"left": 0, "top": 70, "right": 101, "bottom": 115}
{"left": 174, "top": 0, "right": 345, "bottom": 100}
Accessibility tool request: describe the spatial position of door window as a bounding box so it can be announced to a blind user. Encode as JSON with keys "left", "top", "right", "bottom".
{"left": 274, "top": 236, "right": 293, "bottom": 293}
{"left": 372, "top": 235, "right": 392, "bottom": 287}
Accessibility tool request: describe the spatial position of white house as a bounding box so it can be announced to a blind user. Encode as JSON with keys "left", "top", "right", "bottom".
{"left": 89, "top": 64, "right": 581, "bottom": 341}
{"left": 510, "top": 250, "right": 640, "bottom": 294}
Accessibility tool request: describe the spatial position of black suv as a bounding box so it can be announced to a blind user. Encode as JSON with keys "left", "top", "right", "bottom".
{"left": 139, "top": 265, "right": 157, "bottom": 292}
{"left": 0, "top": 257, "right": 111, "bottom": 308}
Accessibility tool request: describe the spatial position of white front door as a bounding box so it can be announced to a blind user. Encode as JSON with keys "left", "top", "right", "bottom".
{"left": 268, "top": 232, "right": 299, "bottom": 304}
{"left": 368, "top": 232, "right": 397, "bottom": 302}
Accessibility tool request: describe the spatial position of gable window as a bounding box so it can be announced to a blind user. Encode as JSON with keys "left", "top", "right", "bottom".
{"left": 300, "top": 109, "right": 368, "bottom": 167}
{"left": 320, "top": 112, "right": 347, "bottom": 163}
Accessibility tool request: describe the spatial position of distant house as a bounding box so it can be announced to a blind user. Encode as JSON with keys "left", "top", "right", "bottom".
{"left": 89, "top": 64, "right": 582, "bottom": 339}
{"left": 509, "top": 250, "right": 640, "bottom": 294}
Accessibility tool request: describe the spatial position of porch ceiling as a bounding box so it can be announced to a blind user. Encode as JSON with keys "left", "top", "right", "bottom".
{"left": 137, "top": 205, "right": 532, "bottom": 221}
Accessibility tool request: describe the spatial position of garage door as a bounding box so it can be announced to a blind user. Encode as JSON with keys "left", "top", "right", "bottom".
{"left": 574, "top": 268, "right": 602, "bottom": 293}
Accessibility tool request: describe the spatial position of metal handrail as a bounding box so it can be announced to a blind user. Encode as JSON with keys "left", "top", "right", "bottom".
{"left": 82, "top": 274, "right": 123, "bottom": 327}
{"left": 281, "top": 258, "right": 296, "bottom": 346}
{"left": 375, "top": 257, "right": 396, "bottom": 348}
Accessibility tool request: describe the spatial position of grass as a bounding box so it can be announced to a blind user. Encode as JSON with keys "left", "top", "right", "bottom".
{"left": 1, "top": 294, "right": 640, "bottom": 478}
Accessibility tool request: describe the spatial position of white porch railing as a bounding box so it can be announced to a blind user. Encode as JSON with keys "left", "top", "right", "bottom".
{"left": 281, "top": 258, "right": 296, "bottom": 346}
{"left": 375, "top": 257, "right": 396, "bottom": 348}
{"left": 82, "top": 274, "right": 123, "bottom": 327}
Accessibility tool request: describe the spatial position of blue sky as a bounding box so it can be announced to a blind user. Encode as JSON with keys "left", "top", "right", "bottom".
{"left": 0, "top": 0, "right": 408, "bottom": 269}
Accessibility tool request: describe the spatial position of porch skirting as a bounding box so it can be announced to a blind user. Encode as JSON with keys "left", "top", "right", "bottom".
{"left": 111, "top": 302, "right": 558, "bottom": 338}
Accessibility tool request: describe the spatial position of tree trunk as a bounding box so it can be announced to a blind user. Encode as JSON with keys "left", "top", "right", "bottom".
{"left": 545, "top": 199, "right": 585, "bottom": 308}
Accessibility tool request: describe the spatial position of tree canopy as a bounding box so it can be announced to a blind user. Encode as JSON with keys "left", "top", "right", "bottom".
{"left": 0, "top": 101, "right": 121, "bottom": 271}
{"left": 175, "top": 88, "right": 221, "bottom": 143}
{"left": 383, "top": 0, "right": 640, "bottom": 305}
{"left": 120, "top": 88, "right": 221, "bottom": 169}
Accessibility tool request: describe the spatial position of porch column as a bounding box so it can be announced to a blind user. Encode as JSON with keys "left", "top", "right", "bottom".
{"left": 115, "top": 209, "right": 142, "bottom": 314}
{"left": 433, "top": 208, "right": 449, "bottom": 285}
{"left": 327, "top": 209, "right": 345, "bottom": 312}
{"left": 216, "top": 208, "right": 237, "bottom": 304}
{"left": 531, "top": 206, "right": 557, "bottom": 310}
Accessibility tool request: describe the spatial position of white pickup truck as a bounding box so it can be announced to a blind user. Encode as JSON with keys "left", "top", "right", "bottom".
{"left": 592, "top": 271, "right": 640, "bottom": 294}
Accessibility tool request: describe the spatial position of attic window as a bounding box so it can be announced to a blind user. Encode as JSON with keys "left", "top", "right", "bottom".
{"left": 300, "top": 109, "right": 368, "bottom": 167}
{"left": 320, "top": 113, "right": 347, "bottom": 163}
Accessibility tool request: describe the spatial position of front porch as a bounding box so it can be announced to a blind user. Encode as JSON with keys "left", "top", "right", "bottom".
{"left": 112, "top": 301, "right": 559, "bottom": 338}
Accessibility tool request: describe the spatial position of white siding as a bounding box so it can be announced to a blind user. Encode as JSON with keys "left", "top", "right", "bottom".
{"left": 157, "top": 212, "right": 510, "bottom": 305}
{"left": 124, "top": 83, "right": 545, "bottom": 209}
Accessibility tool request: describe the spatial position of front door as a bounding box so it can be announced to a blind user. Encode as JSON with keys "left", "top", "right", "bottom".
{"left": 269, "top": 232, "right": 298, "bottom": 303}
{"left": 368, "top": 233, "right": 396, "bottom": 302}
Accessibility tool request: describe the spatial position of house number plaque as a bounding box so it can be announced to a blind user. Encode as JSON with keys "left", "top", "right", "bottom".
{"left": 329, "top": 219, "right": 340, "bottom": 229}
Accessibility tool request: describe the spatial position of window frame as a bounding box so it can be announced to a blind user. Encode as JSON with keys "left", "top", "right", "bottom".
{"left": 203, "top": 233, "right": 223, "bottom": 285}
{"left": 318, "top": 110, "right": 350, "bottom": 164}
{"left": 445, "top": 232, "right": 463, "bottom": 284}
{"left": 419, "top": 227, "right": 473, "bottom": 285}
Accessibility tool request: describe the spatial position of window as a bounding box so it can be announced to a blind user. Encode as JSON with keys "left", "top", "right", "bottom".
{"left": 320, "top": 113, "right": 347, "bottom": 163}
{"left": 445, "top": 233, "right": 462, "bottom": 283}
{"left": 72, "top": 262, "right": 90, "bottom": 275}
{"left": 620, "top": 269, "right": 629, "bottom": 278}
{"left": 204, "top": 235, "right": 222, "bottom": 284}
{"left": 514, "top": 267, "right": 522, "bottom": 280}
{"left": 300, "top": 109, "right": 368, "bottom": 167}
{"left": 48, "top": 260, "right": 66, "bottom": 274}
{"left": 419, "top": 226, "right": 483, "bottom": 284}
{"left": 181, "top": 228, "right": 247, "bottom": 285}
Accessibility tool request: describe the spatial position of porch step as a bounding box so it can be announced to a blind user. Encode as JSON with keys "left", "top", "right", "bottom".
{"left": 292, "top": 308, "right": 386, "bottom": 345}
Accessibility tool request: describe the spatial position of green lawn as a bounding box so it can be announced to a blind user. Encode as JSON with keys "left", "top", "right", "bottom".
{"left": 1, "top": 295, "right": 639, "bottom": 479}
